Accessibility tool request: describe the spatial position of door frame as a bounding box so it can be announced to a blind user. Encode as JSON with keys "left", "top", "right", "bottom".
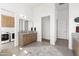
{"left": 41, "top": 16, "right": 50, "bottom": 43}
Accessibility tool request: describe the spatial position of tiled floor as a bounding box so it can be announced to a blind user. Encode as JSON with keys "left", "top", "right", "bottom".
{"left": 55, "top": 39, "right": 73, "bottom": 56}
{"left": 0, "top": 40, "right": 74, "bottom": 56}
{"left": 55, "top": 39, "right": 68, "bottom": 48}
{"left": 23, "top": 41, "right": 73, "bottom": 56}
{"left": 1, "top": 42, "right": 14, "bottom": 50}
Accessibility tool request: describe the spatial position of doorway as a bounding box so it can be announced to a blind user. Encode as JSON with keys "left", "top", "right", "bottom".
{"left": 41, "top": 16, "right": 50, "bottom": 43}
{"left": 55, "top": 3, "right": 69, "bottom": 48}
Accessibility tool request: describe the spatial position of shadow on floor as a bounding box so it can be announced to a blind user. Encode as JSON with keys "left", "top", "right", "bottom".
{"left": 55, "top": 39, "right": 73, "bottom": 56}
{"left": 55, "top": 39, "right": 68, "bottom": 48}
{"left": 22, "top": 40, "right": 74, "bottom": 56}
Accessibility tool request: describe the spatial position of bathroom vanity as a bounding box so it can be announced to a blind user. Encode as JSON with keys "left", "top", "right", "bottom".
{"left": 72, "top": 33, "right": 79, "bottom": 56}
{"left": 19, "top": 31, "right": 37, "bottom": 46}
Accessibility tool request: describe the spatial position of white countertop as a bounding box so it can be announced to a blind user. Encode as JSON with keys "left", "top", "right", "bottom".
{"left": 19, "top": 31, "right": 37, "bottom": 34}
{"left": 72, "top": 33, "right": 79, "bottom": 41}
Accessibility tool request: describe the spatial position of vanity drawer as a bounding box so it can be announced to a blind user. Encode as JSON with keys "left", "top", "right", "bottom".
{"left": 73, "top": 38, "right": 79, "bottom": 56}
{"left": 19, "top": 32, "right": 37, "bottom": 46}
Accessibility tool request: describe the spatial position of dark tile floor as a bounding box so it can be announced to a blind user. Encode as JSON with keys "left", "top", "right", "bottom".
{"left": 55, "top": 39, "right": 68, "bottom": 48}
{"left": 55, "top": 39, "right": 73, "bottom": 56}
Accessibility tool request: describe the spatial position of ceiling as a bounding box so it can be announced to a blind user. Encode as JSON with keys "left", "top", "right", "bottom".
{"left": 24, "top": 3, "right": 43, "bottom": 8}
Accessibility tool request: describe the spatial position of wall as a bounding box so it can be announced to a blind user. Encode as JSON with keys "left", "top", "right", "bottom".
{"left": 56, "top": 4, "right": 69, "bottom": 39}
{"left": 42, "top": 16, "right": 50, "bottom": 40}
{"left": 0, "top": 3, "right": 33, "bottom": 19}
{"left": 0, "top": 3, "right": 33, "bottom": 46}
{"left": 33, "top": 3, "right": 56, "bottom": 45}
{"left": 69, "top": 3, "right": 79, "bottom": 49}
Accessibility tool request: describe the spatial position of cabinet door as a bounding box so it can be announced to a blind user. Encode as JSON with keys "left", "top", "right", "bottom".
{"left": 23, "top": 34, "right": 32, "bottom": 45}
{"left": 9, "top": 16, "right": 15, "bottom": 27}
{"left": 1, "top": 15, "right": 7, "bottom": 27}
{"left": 33, "top": 33, "right": 37, "bottom": 41}
{"left": 23, "top": 34, "right": 29, "bottom": 45}
{"left": 73, "top": 39, "right": 79, "bottom": 56}
{"left": 75, "top": 40, "right": 79, "bottom": 56}
{"left": 1, "top": 15, "right": 15, "bottom": 27}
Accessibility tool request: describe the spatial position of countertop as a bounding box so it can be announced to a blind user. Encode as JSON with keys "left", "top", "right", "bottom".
{"left": 19, "top": 31, "right": 37, "bottom": 34}
{"left": 72, "top": 33, "right": 79, "bottom": 41}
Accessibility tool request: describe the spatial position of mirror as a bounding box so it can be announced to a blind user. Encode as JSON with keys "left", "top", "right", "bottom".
{"left": 28, "top": 21, "right": 33, "bottom": 31}
{"left": 24, "top": 20, "right": 28, "bottom": 31}
{"left": 19, "top": 19, "right": 33, "bottom": 32}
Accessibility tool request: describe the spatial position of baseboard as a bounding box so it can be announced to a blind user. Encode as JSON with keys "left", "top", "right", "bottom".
{"left": 42, "top": 38, "right": 56, "bottom": 45}
{"left": 42, "top": 38, "right": 50, "bottom": 42}
{"left": 57, "top": 38, "right": 68, "bottom": 40}
{"left": 50, "top": 41, "right": 55, "bottom": 45}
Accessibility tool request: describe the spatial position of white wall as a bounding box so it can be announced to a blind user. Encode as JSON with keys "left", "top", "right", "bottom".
{"left": 69, "top": 3, "right": 79, "bottom": 49}
{"left": 33, "top": 4, "right": 56, "bottom": 45}
{"left": 28, "top": 21, "right": 33, "bottom": 31}
{"left": 0, "top": 3, "right": 33, "bottom": 19}
{"left": 56, "top": 4, "right": 69, "bottom": 39}
{"left": 0, "top": 3, "right": 33, "bottom": 46}
{"left": 42, "top": 16, "right": 50, "bottom": 40}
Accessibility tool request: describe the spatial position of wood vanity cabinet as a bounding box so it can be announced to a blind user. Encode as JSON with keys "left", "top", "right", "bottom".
{"left": 19, "top": 32, "right": 37, "bottom": 46}
{"left": 72, "top": 38, "right": 79, "bottom": 56}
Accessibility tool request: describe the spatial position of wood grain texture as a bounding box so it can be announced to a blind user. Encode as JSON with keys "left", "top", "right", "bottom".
{"left": 72, "top": 39, "right": 79, "bottom": 56}
{"left": 1, "top": 15, "right": 15, "bottom": 27}
{"left": 19, "top": 32, "right": 37, "bottom": 46}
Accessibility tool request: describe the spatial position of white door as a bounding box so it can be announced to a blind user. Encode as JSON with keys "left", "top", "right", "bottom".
{"left": 42, "top": 16, "right": 50, "bottom": 40}
{"left": 57, "top": 4, "right": 69, "bottom": 39}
